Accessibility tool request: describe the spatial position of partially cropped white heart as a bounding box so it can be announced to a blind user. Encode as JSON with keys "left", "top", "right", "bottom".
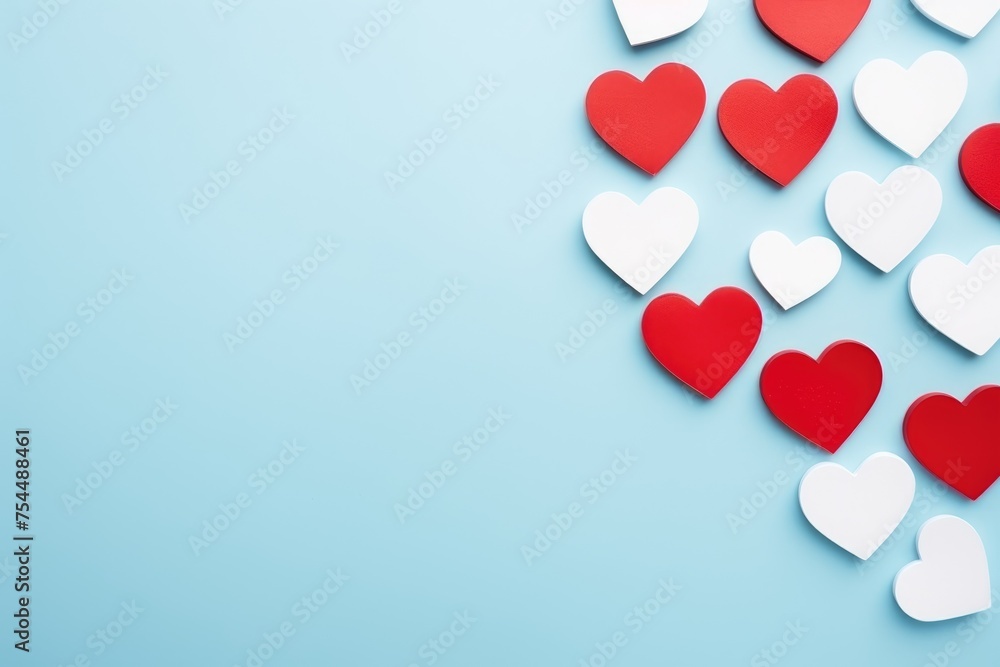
{"left": 583, "top": 188, "right": 698, "bottom": 295}
{"left": 612, "top": 0, "right": 708, "bottom": 46}
{"left": 825, "top": 166, "right": 942, "bottom": 273}
{"left": 894, "top": 515, "right": 992, "bottom": 622}
{"left": 749, "top": 232, "right": 841, "bottom": 310}
{"left": 909, "top": 245, "right": 1000, "bottom": 355}
{"left": 799, "top": 453, "right": 915, "bottom": 560}
{"left": 911, "top": 0, "right": 1000, "bottom": 38}
{"left": 854, "top": 51, "right": 967, "bottom": 158}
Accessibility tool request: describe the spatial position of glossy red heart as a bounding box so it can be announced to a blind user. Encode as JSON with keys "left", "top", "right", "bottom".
{"left": 641, "top": 287, "right": 762, "bottom": 399}
{"left": 959, "top": 124, "right": 1000, "bottom": 214}
{"left": 759, "top": 340, "right": 882, "bottom": 453}
{"left": 754, "top": 0, "right": 871, "bottom": 63}
{"left": 718, "top": 75, "right": 838, "bottom": 187}
{"left": 904, "top": 386, "right": 1000, "bottom": 501}
{"left": 586, "top": 63, "right": 706, "bottom": 176}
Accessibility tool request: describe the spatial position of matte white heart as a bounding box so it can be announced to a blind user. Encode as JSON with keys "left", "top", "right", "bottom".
{"left": 612, "top": 0, "right": 709, "bottom": 46}
{"left": 909, "top": 245, "right": 1000, "bottom": 355}
{"left": 583, "top": 188, "right": 698, "bottom": 295}
{"left": 799, "top": 453, "right": 916, "bottom": 560}
{"left": 911, "top": 0, "right": 1000, "bottom": 38}
{"left": 854, "top": 51, "right": 967, "bottom": 158}
{"left": 749, "top": 232, "right": 841, "bottom": 310}
{"left": 825, "top": 166, "right": 942, "bottom": 272}
{"left": 894, "top": 515, "right": 992, "bottom": 622}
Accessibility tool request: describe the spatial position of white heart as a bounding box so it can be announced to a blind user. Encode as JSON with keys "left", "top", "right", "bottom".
{"left": 749, "top": 232, "right": 841, "bottom": 310}
{"left": 909, "top": 246, "right": 1000, "bottom": 356}
{"left": 799, "top": 453, "right": 916, "bottom": 561}
{"left": 854, "top": 51, "right": 968, "bottom": 158}
{"left": 894, "top": 515, "right": 992, "bottom": 622}
{"left": 911, "top": 0, "right": 1000, "bottom": 38}
{"left": 612, "top": 0, "right": 708, "bottom": 46}
{"left": 583, "top": 188, "right": 698, "bottom": 295}
{"left": 825, "top": 166, "right": 942, "bottom": 273}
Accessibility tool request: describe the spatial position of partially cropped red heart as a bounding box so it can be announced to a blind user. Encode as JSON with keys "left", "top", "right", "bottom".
{"left": 904, "top": 386, "right": 1000, "bottom": 501}
{"left": 754, "top": 0, "right": 871, "bottom": 63}
{"left": 718, "top": 74, "right": 838, "bottom": 187}
{"left": 959, "top": 124, "right": 1000, "bottom": 214}
{"left": 759, "top": 340, "right": 882, "bottom": 453}
{"left": 641, "top": 287, "right": 762, "bottom": 399}
{"left": 586, "top": 63, "right": 706, "bottom": 176}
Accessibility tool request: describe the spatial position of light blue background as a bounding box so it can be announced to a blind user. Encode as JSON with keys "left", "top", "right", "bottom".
{"left": 2, "top": 0, "right": 1000, "bottom": 665}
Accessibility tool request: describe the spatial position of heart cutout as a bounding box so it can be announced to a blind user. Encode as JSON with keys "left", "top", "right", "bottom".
{"left": 799, "top": 452, "right": 915, "bottom": 560}
{"left": 760, "top": 340, "right": 882, "bottom": 453}
{"left": 718, "top": 74, "right": 838, "bottom": 187}
{"left": 909, "top": 246, "right": 1000, "bottom": 356}
{"left": 749, "top": 231, "right": 841, "bottom": 310}
{"left": 904, "top": 386, "right": 1000, "bottom": 500}
{"left": 911, "top": 0, "right": 1000, "bottom": 38}
{"left": 854, "top": 51, "right": 967, "bottom": 158}
{"left": 586, "top": 63, "right": 706, "bottom": 176}
{"left": 825, "top": 166, "right": 942, "bottom": 273}
{"left": 612, "top": 0, "right": 709, "bottom": 46}
{"left": 960, "top": 123, "right": 1000, "bottom": 214}
{"left": 894, "top": 515, "right": 992, "bottom": 622}
{"left": 583, "top": 188, "right": 698, "bottom": 295}
{"left": 641, "top": 287, "right": 762, "bottom": 399}
{"left": 754, "top": 0, "right": 871, "bottom": 62}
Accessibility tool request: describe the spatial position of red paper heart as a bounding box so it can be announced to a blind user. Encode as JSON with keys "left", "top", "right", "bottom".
{"left": 754, "top": 0, "right": 871, "bottom": 63}
{"left": 904, "top": 386, "right": 1000, "bottom": 501}
{"left": 586, "top": 63, "right": 706, "bottom": 176}
{"left": 641, "top": 287, "right": 762, "bottom": 399}
{"left": 759, "top": 340, "right": 882, "bottom": 453}
{"left": 959, "top": 124, "right": 1000, "bottom": 214}
{"left": 718, "top": 75, "right": 838, "bottom": 187}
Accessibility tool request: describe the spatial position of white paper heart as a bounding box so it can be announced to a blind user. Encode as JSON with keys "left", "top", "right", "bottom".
{"left": 894, "top": 515, "right": 992, "bottom": 622}
{"left": 799, "top": 453, "right": 916, "bottom": 560}
{"left": 612, "top": 0, "right": 708, "bottom": 46}
{"left": 583, "top": 188, "right": 698, "bottom": 295}
{"left": 909, "top": 245, "right": 1000, "bottom": 356}
{"left": 911, "top": 0, "right": 1000, "bottom": 38}
{"left": 854, "top": 51, "right": 967, "bottom": 158}
{"left": 749, "top": 232, "right": 841, "bottom": 310}
{"left": 825, "top": 166, "right": 942, "bottom": 273}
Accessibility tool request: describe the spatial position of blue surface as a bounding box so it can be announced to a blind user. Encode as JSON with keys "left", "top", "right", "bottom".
{"left": 3, "top": 0, "right": 1000, "bottom": 665}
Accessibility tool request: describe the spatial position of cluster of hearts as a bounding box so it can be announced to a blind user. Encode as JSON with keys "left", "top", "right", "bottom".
{"left": 582, "top": 0, "right": 1000, "bottom": 624}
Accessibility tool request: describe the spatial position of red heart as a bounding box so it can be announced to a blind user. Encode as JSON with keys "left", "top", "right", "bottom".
{"left": 718, "top": 75, "right": 838, "bottom": 187}
{"left": 586, "top": 63, "right": 706, "bottom": 176}
{"left": 641, "top": 287, "right": 762, "bottom": 399}
{"left": 959, "top": 124, "right": 1000, "bottom": 214}
{"left": 759, "top": 341, "right": 882, "bottom": 453}
{"left": 754, "top": 0, "right": 871, "bottom": 63}
{"left": 904, "top": 386, "right": 1000, "bottom": 501}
